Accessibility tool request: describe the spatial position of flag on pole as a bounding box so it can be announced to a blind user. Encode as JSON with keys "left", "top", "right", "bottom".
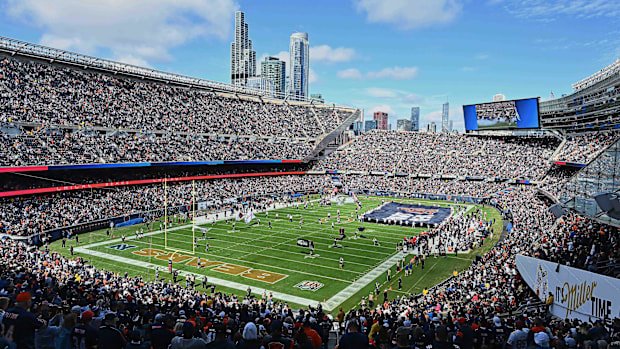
{"left": 551, "top": 91, "right": 555, "bottom": 99}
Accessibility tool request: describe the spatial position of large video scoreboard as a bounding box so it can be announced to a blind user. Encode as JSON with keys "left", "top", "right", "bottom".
{"left": 463, "top": 97, "right": 540, "bottom": 132}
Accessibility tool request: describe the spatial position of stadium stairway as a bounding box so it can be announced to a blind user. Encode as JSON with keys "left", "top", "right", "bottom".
{"left": 309, "top": 106, "right": 327, "bottom": 135}
{"left": 303, "top": 109, "right": 361, "bottom": 162}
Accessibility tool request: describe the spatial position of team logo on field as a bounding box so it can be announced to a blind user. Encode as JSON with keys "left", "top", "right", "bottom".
{"left": 107, "top": 244, "right": 136, "bottom": 251}
{"left": 398, "top": 207, "right": 438, "bottom": 215}
{"left": 294, "top": 280, "right": 324, "bottom": 292}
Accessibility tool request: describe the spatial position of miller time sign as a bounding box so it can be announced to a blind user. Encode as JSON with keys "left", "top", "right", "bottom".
{"left": 516, "top": 255, "right": 619, "bottom": 321}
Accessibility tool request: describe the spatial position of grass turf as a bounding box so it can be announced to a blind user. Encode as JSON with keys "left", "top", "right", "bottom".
{"left": 47, "top": 195, "right": 502, "bottom": 312}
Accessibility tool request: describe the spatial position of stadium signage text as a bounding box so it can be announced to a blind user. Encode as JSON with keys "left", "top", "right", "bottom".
{"left": 516, "top": 255, "right": 619, "bottom": 321}
{"left": 131, "top": 248, "right": 287, "bottom": 284}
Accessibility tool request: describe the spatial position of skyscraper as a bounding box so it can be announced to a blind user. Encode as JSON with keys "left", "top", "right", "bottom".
{"left": 289, "top": 32, "right": 309, "bottom": 101}
{"left": 441, "top": 102, "right": 449, "bottom": 133}
{"left": 397, "top": 119, "right": 412, "bottom": 131}
{"left": 365, "top": 120, "right": 378, "bottom": 132}
{"left": 260, "top": 56, "right": 286, "bottom": 98}
{"left": 373, "top": 112, "right": 388, "bottom": 130}
{"left": 449, "top": 120, "right": 453, "bottom": 132}
{"left": 411, "top": 107, "right": 420, "bottom": 131}
{"left": 230, "top": 11, "right": 256, "bottom": 86}
{"left": 428, "top": 122, "right": 437, "bottom": 133}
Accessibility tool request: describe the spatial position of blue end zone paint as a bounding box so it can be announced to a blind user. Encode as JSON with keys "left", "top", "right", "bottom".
{"left": 362, "top": 202, "right": 452, "bottom": 227}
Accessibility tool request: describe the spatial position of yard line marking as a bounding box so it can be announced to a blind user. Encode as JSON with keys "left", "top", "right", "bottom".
{"left": 148, "top": 230, "right": 379, "bottom": 267}
{"left": 82, "top": 235, "right": 355, "bottom": 283}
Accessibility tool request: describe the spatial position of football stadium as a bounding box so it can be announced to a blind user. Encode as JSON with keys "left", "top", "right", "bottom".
{"left": 0, "top": 2, "right": 619, "bottom": 349}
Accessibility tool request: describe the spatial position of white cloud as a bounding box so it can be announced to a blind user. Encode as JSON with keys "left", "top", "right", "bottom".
{"left": 365, "top": 88, "right": 423, "bottom": 103}
{"left": 337, "top": 68, "right": 363, "bottom": 80}
{"left": 309, "top": 68, "right": 319, "bottom": 84}
{"left": 475, "top": 53, "right": 489, "bottom": 60}
{"left": 369, "top": 104, "right": 396, "bottom": 117}
{"left": 365, "top": 87, "right": 398, "bottom": 98}
{"left": 5, "top": 0, "right": 238, "bottom": 65}
{"left": 338, "top": 66, "right": 419, "bottom": 80}
{"left": 366, "top": 66, "right": 419, "bottom": 80}
{"left": 310, "top": 45, "right": 356, "bottom": 64}
{"left": 116, "top": 54, "right": 152, "bottom": 68}
{"left": 461, "top": 66, "right": 475, "bottom": 72}
{"left": 499, "top": 0, "right": 620, "bottom": 20}
{"left": 354, "top": 0, "right": 462, "bottom": 29}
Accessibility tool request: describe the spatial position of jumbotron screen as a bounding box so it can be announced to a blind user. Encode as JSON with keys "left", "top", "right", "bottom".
{"left": 463, "top": 97, "right": 540, "bottom": 131}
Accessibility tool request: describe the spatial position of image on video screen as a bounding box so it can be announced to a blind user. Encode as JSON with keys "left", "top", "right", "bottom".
{"left": 476, "top": 101, "right": 520, "bottom": 129}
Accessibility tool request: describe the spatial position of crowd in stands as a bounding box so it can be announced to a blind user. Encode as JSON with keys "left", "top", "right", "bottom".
{"left": 340, "top": 187, "right": 620, "bottom": 348}
{"left": 555, "top": 132, "right": 619, "bottom": 164}
{"left": 0, "top": 186, "right": 618, "bottom": 349}
{"left": 0, "top": 237, "right": 335, "bottom": 349}
{"left": 315, "top": 131, "right": 557, "bottom": 180}
{"left": 0, "top": 175, "right": 331, "bottom": 237}
{"left": 0, "top": 128, "right": 312, "bottom": 166}
{"left": 341, "top": 175, "right": 505, "bottom": 198}
{"left": 0, "top": 57, "right": 352, "bottom": 138}
{"left": 3, "top": 50, "right": 620, "bottom": 348}
{"left": 527, "top": 212, "right": 620, "bottom": 277}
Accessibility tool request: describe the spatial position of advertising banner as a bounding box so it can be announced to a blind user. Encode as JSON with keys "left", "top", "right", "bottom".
{"left": 515, "top": 254, "right": 620, "bottom": 321}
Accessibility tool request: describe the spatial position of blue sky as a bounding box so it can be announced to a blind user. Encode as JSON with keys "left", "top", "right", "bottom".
{"left": 1, "top": 0, "right": 618, "bottom": 131}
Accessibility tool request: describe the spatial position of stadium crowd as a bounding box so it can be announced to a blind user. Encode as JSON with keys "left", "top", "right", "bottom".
{"left": 0, "top": 57, "right": 352, "bottom": 138}
{"left": 2, "top": 47, "right": 620, "bottom": 349}
{"left": 0, "top": 175, "right": 331, "bottom": 237}
{"left": 341, "top": 175, "right": 506, "bottom": 198}
{"left": 339, "top": 187, "right": 620, "bottom": 348}
{"left": 555, "top": 132, "right": 619, "bottom": 164}
{"left": 0, "top": 186, "right": 618, "bottom": 349}
{"left": 0, "top": 129, "right": 312, "bottom": 166}
{"left": 526, "top": 212, "right": 620, "bottom": 277}
{"left": 315, "top": 131, "right": 557, "bottom": 180}
{"left": 0, "top": 237, "right": 335, "bottom": 349}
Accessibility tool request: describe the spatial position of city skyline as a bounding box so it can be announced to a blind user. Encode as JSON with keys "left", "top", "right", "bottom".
{"left": 2, "top": 1, "right": 618, "bottom": 131}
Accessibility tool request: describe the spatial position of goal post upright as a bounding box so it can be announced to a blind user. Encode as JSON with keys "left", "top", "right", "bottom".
{"left": 164, "top": 177, "right": 168, "bottom": 250}
{"left": 192, "top": 179, "right": 196, "bottom": 254}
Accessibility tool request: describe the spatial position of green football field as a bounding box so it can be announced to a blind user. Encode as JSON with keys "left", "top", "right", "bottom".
{"left": 48, "top": 196, "right": 502, "bottom": 313}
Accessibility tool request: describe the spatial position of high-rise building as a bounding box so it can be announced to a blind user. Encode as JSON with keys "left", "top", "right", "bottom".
{"left": 493, "top": 94, "right": 506, "bottom": 102}
{"left": 449, "top": 120, "right": 453, "bottom": 132}
{"left": 428, "top": 122, "right": 437, "bottom": 133}
{"left": 441, "top": 102, "right": 449, "bottom": 133}
{"left": 397, "top": 119, "right": 412, "bottom": 131}
{"left": 231, "top": 11, "right": 256, "bottom": 86}
{"left": 353, "top": 121, "right": 363, "bottom": 135}
{"left": 365, "top": 120, "right": 377, "bottom": 132}
{"left": 410, "top": 107, "right": 420, "bottom": 131}
{"left": 373, "top": 112, "right": 388, "bottom": 130}
{"left": 260, "top": 57, "right": 285, "bottom": 97}
{"left": 246, "top": 77, "right": 275, "bottom": 96}
{"left": 289, "top": 32, "right": 309, "bottom": 101}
